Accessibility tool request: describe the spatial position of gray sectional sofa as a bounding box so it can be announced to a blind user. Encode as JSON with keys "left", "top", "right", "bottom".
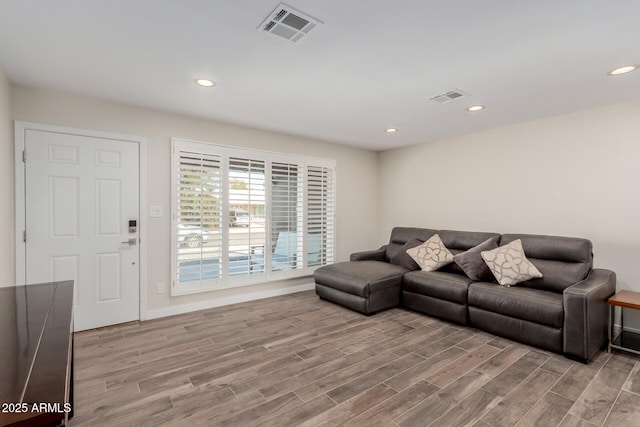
{"left": 314, "top": 227, "right": 616, "bottom": 362}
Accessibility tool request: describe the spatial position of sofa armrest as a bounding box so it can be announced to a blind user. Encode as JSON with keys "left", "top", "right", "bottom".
{"left": 350, "top": 246, "right": 387, "bottom": 262}
{"left": 563, "top": 268, "right": 616, "bottom": 362}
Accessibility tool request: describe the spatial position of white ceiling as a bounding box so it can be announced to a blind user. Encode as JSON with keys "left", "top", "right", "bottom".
{"left": 1, "top": 1, "right": 639, "bottom": 151}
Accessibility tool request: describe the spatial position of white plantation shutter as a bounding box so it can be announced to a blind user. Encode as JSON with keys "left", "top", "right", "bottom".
{"left": 271, "top": 162, "right": 304, "bottom": 272}
{"left": 174, "top": 151, "right": 223, "bottom": 286}
{"left": 172, "top": 139, "right": 336, "bottom": 295}
{"left": 228, "top": 157, "right": 266, "bottom": 276}
{"left": 307, "top": 165, "right": 335, "bottom": 266}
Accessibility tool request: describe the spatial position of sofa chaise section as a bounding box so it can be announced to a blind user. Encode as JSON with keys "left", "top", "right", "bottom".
{"left": 314, "top": 260, "right": 407, "bottom": 315}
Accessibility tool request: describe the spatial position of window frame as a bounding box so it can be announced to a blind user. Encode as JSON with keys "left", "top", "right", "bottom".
{"left": 171, "top": 138, "right": 336, "bottom": 296}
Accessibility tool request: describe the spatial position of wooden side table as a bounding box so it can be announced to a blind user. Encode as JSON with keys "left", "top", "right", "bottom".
{"left": 608, "top": 290, "right": 640, "bottom": 355}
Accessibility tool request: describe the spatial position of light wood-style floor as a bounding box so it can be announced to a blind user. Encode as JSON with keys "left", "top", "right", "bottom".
{"left": 70, "top": 290, "right": 640, "bottom": 427}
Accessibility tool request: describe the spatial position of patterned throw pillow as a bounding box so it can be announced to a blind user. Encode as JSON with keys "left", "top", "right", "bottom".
{"left": 406, "top": 234, "right": 454, "bottom": 272}
{"left": 480, "top": 239, "right": 542, "bottom": 286}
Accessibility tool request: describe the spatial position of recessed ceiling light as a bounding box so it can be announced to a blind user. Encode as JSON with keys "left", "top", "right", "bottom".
{"left": 608, "top": 66, "right": 637, "bottom": 76}
{"left": 195, "top": 79, "right": 216, "bottom": 87}
{"left": 385, "top": 128, "right": 398, "bottom": 133}
{"left": 467, "top": 105, "right": 485, "bottom": 112}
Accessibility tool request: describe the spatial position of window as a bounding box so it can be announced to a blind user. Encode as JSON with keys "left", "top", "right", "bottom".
{"left": 171, "top": 139, "right": 336, "bottom": 295}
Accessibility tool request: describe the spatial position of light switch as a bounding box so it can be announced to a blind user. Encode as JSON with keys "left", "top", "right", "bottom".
{"left": 150, "top": 205, "right": 163, "bottom": 217}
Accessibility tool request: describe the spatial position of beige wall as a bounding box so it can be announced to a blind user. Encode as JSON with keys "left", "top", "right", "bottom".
{"left": 0, "top": 70, "right": 13, "bottom": 286}
{"left": 10, "top": 85, "right": 379, "bottom": 313}
{"left": 378, "top": 100, "right": 640, "bottom": 327}
{"left": 9, "top": 83, "right": 639, "bottom": 328}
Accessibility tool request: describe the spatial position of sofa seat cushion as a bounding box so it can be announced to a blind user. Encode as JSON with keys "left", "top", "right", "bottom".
{"left": 314, "top": 261, "right": 407, "bottom": 298}
{"left": 468, "top": 282, "right": 564, "bottom": 328}
{"left": 403, "top": 271, "right": 473, "bottom": 305}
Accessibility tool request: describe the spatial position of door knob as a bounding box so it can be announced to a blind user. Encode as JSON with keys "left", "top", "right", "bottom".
{"left": 121, "top": 238, "right": 137, "bottom": 246}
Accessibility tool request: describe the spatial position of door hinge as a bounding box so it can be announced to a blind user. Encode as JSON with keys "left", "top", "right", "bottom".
{"left": 22, "top": 150, "right": 26, "bottom": 163}
{"left": 23, "top": 230, "right": 27, "bottom": 242}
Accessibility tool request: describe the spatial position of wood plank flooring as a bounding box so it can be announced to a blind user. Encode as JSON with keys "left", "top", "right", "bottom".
{"left": 70, "top": 290, "right": 640, "bottom": 427}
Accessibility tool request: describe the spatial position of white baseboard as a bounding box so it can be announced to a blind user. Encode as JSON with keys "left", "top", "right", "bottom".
{"left": 144, "top": 282, "right": 315, "bottom": 320}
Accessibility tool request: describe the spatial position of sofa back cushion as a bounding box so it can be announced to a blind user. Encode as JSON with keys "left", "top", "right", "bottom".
{"left": 500, "top": 234, "right": 593, "bottom": 293}
{"left": 385, "top": 227, "right": 437, "bottom": 261}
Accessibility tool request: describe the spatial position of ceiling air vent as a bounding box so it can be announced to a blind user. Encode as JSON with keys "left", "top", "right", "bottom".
{"left": 429, "top": 89, "right": 469, "bottom": 104}
{"left": 258, "top": 3, "right": 323, "bottom": 42}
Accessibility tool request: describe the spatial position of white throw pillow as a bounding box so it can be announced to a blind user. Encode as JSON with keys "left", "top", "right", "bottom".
{"left": 481, "top": 239, "right": 542, "bottom": 286}
{"left": 406, "top": 234, "right": 454, "bottom": 272}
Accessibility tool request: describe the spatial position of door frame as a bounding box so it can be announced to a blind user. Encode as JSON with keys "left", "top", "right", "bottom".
{"left": 14, "top": 121, "right": 149, "bottom": 322}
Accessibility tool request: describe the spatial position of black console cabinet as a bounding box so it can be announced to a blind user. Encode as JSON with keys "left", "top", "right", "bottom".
{"left": 0, "top": 281, "right": 74, "bottom": 427}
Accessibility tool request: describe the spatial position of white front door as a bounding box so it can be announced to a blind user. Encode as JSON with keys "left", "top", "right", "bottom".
{"left": 23, "top": 129, "right": 140, "bottom": 331}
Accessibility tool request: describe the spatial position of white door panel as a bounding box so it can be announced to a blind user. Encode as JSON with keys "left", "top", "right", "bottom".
{"left": 25, "top": 129, "right": 140, "bottom": 331}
